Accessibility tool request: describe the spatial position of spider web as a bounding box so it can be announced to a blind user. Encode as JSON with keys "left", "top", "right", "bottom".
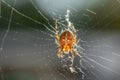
{"left": 0, "top": 0, "right": 120, "bottom": 80}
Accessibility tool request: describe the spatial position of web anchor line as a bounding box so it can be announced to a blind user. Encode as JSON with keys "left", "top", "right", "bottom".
{"left": 0, "top": 0, "right": 16, "bottom": 52}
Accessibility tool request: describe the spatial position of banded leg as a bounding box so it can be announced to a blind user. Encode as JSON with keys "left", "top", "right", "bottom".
{"left": 55, "top": 19, "right": 59, "bottom": 40}
{"left": 58, "top": 49, "right": 63, "bottom": 58}
{"left": 71, "top": 49, "right": 81, "bottom": 65}
{"left": 71, "top": 50, "right": 75, "bottom": 65}
{"left": 55, "top": 19, "right": 60, "bottom": 46}
{"left": 72, "top": 25, "right": 80, "bottom": 44}
{"left": 55, "top": 20, "right": 63, "bottom": 58}
{"left": 72, "top": 25, "right": 77, "bottom": 38}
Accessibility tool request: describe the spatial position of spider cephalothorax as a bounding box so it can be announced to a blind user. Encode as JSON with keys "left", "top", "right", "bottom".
{"left": 55, "top": 20, "right": 81, "bottom": 64}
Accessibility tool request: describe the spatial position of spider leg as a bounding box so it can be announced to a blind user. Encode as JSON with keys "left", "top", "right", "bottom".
{"left": 55, "top": 39, "right": 60, "bottom": 46}
{"left": 55, "top": 19, "right": 60, "bottom": 46}
{"left": 72, "top": 25, "right": 76, "bottom": 38}
{"left": 72, "top": 25, "right": 80, "bottom": 47}
{"left": 74, "top": 48, "right": 81, "bottom": 57}
{"left": 58, "top": 49, "right": 63, "bottom": 58}
{"left": 55, "top": 20, "right": 63, "bottom": 58}
{"left": 71, "top": 49, "right": 75, "bottom": 65}
{"left": 75, "top": 50, "right": 81, "bottom": 58}
{"left": 76, "top": 38, "right": 80, "bottom": 44}
{"left": 71, "top": 48, "right": 81, "bottom": 65}
{"left": 55, "top": 19, "right": 59, "bottom": 40}
{"left": 72, "top": 25, "right": 80, "bottom": 44}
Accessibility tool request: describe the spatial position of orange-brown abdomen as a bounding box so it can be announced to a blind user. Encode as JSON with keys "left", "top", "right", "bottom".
{"left": 59, "top": 31, "right": 74, "bottom": 53}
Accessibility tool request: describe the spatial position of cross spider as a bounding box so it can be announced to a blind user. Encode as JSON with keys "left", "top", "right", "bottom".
{"left": 55, "top": 20, "right": 81, "bottom": 64}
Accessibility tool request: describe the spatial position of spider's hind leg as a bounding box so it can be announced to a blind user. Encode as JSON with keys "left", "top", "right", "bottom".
{"left": 71, "top": 49, "right": 81, "bottom": 65}
{"left": 58, "top": 49, "right": 63, "bottom": 58}
{"left": 71, "top": 50, "right": 75, "bottom": 65}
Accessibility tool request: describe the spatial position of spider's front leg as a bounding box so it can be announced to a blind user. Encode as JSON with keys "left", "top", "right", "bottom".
{"left": 72, "top": 25, "right": 76, "bottom": 38}
{"left": 55, "top": 19, "right": 59, "bottom": 41}
{"left": 73, "top": 25, "right": 80, "bottom": 44}
{"left": 55, "top": 19, "right": 60, "bottom": 46}
{"left": 55, "top": 20, "right": 63, "bottom": 58}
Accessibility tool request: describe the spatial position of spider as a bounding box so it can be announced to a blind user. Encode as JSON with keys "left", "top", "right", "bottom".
{"left": 55, "top": 19, "right": 81, "bottom": 64}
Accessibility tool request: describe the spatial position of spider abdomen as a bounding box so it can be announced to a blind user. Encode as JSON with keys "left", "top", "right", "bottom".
{"left": 59, "top": 30, "right": 75, "bottom": 53}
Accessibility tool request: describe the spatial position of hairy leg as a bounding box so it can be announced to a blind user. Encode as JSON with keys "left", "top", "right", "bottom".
{"left": 58, "top": 49, "right": 63, "bottom": 58}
